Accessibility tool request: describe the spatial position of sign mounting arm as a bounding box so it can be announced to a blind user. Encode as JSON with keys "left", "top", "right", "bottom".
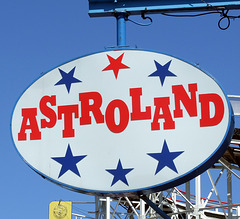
{"left": 116, "top": 13, "right": 127, "bottom": 47}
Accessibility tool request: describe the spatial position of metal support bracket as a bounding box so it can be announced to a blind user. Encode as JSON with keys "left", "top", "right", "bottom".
{"left": 115, "top": 13, "right": 127, "bottom": 47}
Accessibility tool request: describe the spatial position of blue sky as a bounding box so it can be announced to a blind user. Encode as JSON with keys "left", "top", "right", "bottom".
{"left": 1, "top": 0, "right": 240, "bottom": 218}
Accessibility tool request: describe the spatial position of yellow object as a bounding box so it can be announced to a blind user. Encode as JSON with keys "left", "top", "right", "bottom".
{"left": 49, "top": 201, "right": 72, "bottom": 219}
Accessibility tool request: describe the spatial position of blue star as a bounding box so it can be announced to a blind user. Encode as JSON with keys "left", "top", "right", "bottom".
{"left": 148, "top": 140, "right": 184, "bottom": 175}
{"left": 52, "top": 144, "right": 87, "bottom": 178}
{"left": 55, "top": 67, "right": 81, "bottom": 93}
{"left": 106, "top": 159, "right": 134, "bottom": 186}
{"left": 148, "top": 60, "right": 176, "bottom": 86}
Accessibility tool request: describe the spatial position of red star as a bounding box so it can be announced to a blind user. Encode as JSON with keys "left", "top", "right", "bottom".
{"left": 102, "top": 53, "right": 130, "bottom": 79}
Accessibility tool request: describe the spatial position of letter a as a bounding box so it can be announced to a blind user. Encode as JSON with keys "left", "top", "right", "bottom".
{"left": 151, "top": 97, "right": 175, "bottom": 130}
{"left": 18, "top": 108, "right": 41, "bottom": 140}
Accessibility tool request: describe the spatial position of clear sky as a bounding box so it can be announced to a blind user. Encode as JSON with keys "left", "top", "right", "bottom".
{"left": 1, "top": 0, "right": 240, "bottom": 218}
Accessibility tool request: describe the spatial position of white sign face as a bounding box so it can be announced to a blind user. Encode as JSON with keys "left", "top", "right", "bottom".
{"left": 11, "top": 50, "right": 234, "bottom": 196}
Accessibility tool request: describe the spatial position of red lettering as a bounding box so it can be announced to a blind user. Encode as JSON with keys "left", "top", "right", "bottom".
{"left": 79, "top": 92, "right": 104, "bottom": 125}
{"left": 173, "top": 83, "right": 198, "bottom": 118}
{"left": 151, "top": 97, "right": 175, "bottom": 130}
{"left": 130, "top": 87, "right": 151, "bottom": 121}
{"left": 105, "top": 99, "right": 129, "bottom": 133}
{"left": 199, "top": 93, "right": 224, "bottom": 127}
{"left": 58, "top": 105, "right": 79, "bottom": 138}
{"left": 18, "top": 108, "right": 41, "bottom": 140}
{"left": 40, "top": 95, "right": 57, "bottom": 128}
{"left": 17, "top": 84, "right": 226, "bottom": 140}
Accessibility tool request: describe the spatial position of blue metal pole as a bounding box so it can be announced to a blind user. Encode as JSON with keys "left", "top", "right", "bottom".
{"left": 116, "top": 13, "right": 126, "bottom": 47}
{"left": 141, "top": 195, "right": 171, "bottom": 219}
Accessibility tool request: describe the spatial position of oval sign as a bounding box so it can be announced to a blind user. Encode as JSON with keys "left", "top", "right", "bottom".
{"left": 11, "top": 49, "right": 234, "bottom": 196}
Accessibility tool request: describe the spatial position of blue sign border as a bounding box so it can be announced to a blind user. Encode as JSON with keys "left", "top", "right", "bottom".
{"left": 11, "top": 48, "right": 235, "bottom": 197}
